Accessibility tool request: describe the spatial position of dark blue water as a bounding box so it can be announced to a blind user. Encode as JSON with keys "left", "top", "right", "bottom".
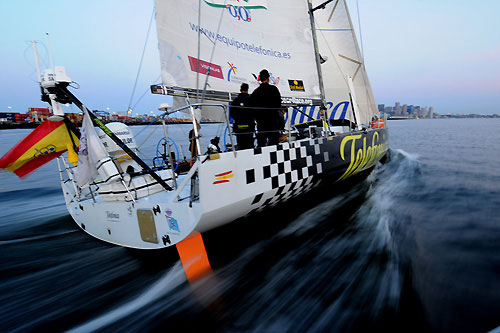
{"left": 0, "top": 119, "right": 499, "bottom": 332}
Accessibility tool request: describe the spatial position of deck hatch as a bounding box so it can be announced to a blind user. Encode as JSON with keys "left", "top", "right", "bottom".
{"left": 137, "top": 209, "right": 158, "bottom": 244}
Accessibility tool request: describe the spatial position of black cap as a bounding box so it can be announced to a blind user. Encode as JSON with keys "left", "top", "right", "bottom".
{"left": 259, "top": 69, "right": 270, "bottom": 81}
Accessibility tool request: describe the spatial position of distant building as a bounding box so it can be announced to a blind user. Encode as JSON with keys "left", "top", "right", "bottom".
{"left": 395, "top": 102, "right": 401, "bottom": 116}
{"left": 28, "top": 107, "right": 51, "bottom": 122}
{"left": 402, "top": 104, "right": 408, "bottom": 116}
{"left": 429, "top": 107, "right": 434, "bottom": 119}
{"left": 0, "top": 112, "right": 30, "bottom": 123}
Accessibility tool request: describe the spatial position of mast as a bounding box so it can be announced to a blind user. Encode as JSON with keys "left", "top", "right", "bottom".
{"left": 308, "top": 0, "right": 330, "bottom": 127}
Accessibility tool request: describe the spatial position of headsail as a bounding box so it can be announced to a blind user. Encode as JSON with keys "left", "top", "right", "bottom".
{"left": 313, "top": 0, "right": 379, "bottom": 124}
{"left": 155, "top": 0, "right": 323, "bottom": 120}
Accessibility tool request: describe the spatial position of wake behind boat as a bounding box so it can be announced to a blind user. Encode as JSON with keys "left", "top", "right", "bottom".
{"left": 0, "top": 0, "right": 388, "bottom": 252}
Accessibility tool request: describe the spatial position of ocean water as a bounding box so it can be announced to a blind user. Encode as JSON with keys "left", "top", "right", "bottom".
{"left": 0, "top": 119, "right": 499, "bottom": 332}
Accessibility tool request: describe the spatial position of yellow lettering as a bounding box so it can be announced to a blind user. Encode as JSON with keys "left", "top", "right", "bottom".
{"left": 337, "top": 131, "right": 387, "bottom": 182}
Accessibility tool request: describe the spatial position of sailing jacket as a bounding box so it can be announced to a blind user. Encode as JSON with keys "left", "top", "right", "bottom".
{"left": 247, "top": 82, "right": 282, "bottom": 131}
{"left": 230, "top": 92, "right": 254, "bottom": 133}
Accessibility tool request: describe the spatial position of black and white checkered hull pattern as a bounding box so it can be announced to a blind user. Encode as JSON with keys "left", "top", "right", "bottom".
{"left": 197, "top": 128, "right": 388, "bottom": 231}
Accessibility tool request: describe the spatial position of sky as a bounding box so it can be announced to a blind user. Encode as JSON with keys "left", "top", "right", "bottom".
{"left": 0, "top": 0, "right": 499, "bottom": 115}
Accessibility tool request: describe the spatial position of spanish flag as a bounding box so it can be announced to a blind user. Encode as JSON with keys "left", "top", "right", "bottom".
{"left": 0, "top": 119, "right": 80, "bottom": 177}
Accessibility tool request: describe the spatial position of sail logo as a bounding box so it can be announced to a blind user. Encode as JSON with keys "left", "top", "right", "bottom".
{"left": 204, "top": 0, "right": 267, "bottom": 10}
{"left": 213, "top": 171, "right": 234, "bottom": 184}
{"left": 227, "top": 62, "right": 247, "bottom": 83}
{"left": 204, "top": 0, "right": 267, "bottom": 23}
{"left": 288, "top": 79, "right": 305, "bottom": 91}
{"left": 227, "top": 62, "right": 237, "bottom": 81}
{"left": 188, "top": 56, "right": 224, "bottom": 79}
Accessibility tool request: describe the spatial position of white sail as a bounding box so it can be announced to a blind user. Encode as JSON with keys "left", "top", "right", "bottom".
{"left": 155, "top": 0, "right": 323, "bottom": 121}
{"left": 314, "top": 0, "right": 379, "bottom": 124}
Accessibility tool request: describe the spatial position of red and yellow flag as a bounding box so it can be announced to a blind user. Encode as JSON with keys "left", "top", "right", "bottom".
{"left": 0, "top": 119, "right": 79, "bottom": 177}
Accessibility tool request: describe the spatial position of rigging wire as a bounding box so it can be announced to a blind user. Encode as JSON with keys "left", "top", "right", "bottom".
{"left": 127, "top": 7, "right": 155, "bottom": 112}
{"left": 200, "top": 1, "right": 227, "bottom": 103}
{"left": 131, "top": 74, "right": 162, "bottom": 111}
{"left": 356, "top": 0, "right": 365, "bottom": 60}
{"left": 196, "top": 0, "right": 202, "bottom": 102}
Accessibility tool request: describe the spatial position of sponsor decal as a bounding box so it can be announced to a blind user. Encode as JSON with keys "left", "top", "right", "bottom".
{"left": 337, "top": 132, "right": 387, "bottom": 181}
{"left": 281, "top": 96, "right": 313, "bottom": 106}
{"left": 227, "top": 62, "right": 247, "bottom": 83}
{"left": 226, "top": 4, "right": 252, "bottom": 22}
{"left": 165, "top": 210, "right": 180, "bottom": 232}
{"left": 106, "top": 211, "right": 120, "bottom": 221}
{"left": 286, "top": 101, "right": 350, "bottom": 125}
{"left": 227, "top": 62, "right": 238, "bottom": 81}
{"left": 288, "top": 79, "right": 305, "bottom": 91}
{"left": 188, "top": 56, "right": 224, "bottom": 79}
{"left": 204, "top": 0, "right": 268, "bottom": 10}
{"left": 213, "top": 170, "right": 234, "bottom": 184}
{"left": 189, "top": 23, "right": 292, "bottom": 59}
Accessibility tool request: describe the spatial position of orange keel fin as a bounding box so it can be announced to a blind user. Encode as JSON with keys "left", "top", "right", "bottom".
{"left": 176, "top": 231, "right": 212, "bottom": 283}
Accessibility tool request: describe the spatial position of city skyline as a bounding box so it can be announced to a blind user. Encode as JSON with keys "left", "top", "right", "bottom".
{"left": 0, "top": 0, "right": 499, "bottom": 115}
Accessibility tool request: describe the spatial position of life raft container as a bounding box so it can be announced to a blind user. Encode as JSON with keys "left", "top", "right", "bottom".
{"left": 371, "top": 119, "right": 385, "bottom": 128}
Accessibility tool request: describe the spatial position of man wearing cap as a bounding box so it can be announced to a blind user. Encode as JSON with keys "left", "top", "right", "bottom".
{"left": 247, "top": 69, "right": 282, "bottom": 147}
{"left": 230, "top": 83, "right": 255, "bottom": 150}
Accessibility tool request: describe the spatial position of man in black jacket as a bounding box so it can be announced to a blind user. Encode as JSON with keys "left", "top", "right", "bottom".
{"left": 247, "top": 69, "right": 282, "bottom": 147}
{"left": 230, "top": 83, "right": 254, "bottom": 150}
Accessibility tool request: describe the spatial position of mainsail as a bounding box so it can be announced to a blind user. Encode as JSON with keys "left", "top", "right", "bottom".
{"left": 154, "top": 0, "right": 379, "bottom": 125}
{"left": 155, "top": 0, "right": 324, "bottom": 121}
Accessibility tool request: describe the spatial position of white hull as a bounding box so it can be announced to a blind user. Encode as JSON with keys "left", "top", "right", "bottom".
{"left": 61, "top": 128, "right": 388, "bottom": 249}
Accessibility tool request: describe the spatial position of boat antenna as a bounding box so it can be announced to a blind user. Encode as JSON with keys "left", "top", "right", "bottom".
{"left": 127, "top": 7, "right": 155, "bottom": 113}
{"left": 356, "top": 0, "right": 365, "bottom": 60}
{"left": 31, "top": 40, "right": 42, "bottom": 83}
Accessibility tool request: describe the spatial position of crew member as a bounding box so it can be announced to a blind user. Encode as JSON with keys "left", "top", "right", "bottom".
{"left": 188, "top": 122, "right": 201, "bottom": 163}
{"left": 247, "top": 69, "right": 282, "bottom": 147}
{"left": 230, "top": 83, "right": 254, "bottom": 150}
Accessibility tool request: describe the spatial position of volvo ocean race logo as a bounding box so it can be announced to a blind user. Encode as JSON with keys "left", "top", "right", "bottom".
{"left": 204, "top": 0, "right": 268, "bottom": 23}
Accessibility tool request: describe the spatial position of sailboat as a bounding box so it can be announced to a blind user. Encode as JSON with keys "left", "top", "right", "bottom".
{"left": 1, "top": 0, "right": 387, "bottom": 251}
